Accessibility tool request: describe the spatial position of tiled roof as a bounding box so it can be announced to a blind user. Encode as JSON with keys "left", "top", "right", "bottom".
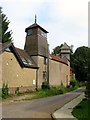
{"left": 25, "top": 23, "right": 48, "bottom": 33}
{"left": 49, "top": 54, "right": 68, "bottom": 65}
{"left": 16, "top": 48, "right": 38, "bottom": 68}
{"left": 62, "top": 56, "right": 70, "bottom": 62}
{"left": 1, "top": 42, "right": 38, "bottom": 69}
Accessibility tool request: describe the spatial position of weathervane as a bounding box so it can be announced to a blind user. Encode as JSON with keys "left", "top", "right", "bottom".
{"left": 35, "top": 15, "right": 37, "bottom": 23}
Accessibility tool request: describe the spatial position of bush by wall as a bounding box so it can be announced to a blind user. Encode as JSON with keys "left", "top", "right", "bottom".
{"left": 70, "top": 79, "right": 79, "bottom": 88}
{"left": 2, "top": 83, "right": 9, "bottom": 99}
{"left": 15, "top": 87, "right": 20, "bottom": 95}
{"left": 42, "top": 81, "right": 50, "bottom": 89}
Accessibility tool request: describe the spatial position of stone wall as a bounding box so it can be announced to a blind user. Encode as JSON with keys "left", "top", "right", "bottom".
{"left": 49, "top": 59, "right": 70, "bottom": 87}
{"left": 1, "top": 51, "right": 71, "bottom": 94}
{"left": 1, "top": 51, "right": 37, "bottom": 93}
{"left": 37, "top": 56, "right": 48, "bottom": 88}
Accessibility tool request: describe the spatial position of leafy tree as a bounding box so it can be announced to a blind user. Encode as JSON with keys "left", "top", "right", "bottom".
{"left": 51, "top": 44, "right": 63, "bottom": 55}
{"left": 51, "top": 44, "right": 88, "bottom": 82}
{"left": 86, "top": 47, "right": 90, "bottom": 99}
{"left": 0, "top": 7, "right": 12, "bottom": 43}
{"left": 71, "top": 46, "right": 88, "bottom": 82}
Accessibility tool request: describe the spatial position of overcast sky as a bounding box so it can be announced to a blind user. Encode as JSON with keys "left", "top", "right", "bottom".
{"left": 0, "top": 0, "right": 89, "bottom": 52}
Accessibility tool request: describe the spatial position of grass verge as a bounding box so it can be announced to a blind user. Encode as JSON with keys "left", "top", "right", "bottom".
{"left": 22, "top": 86, "right": 78, "bottom": 100}
{"left": 1, "top": 85, "right": 80, "bottom": 101}
{"left": 72, "top": 98, "right": 90, "bottom": 120}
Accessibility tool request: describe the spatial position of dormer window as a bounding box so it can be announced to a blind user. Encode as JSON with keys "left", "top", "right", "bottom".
{"left": 27, "top": 29, "right": 32, "bottom": 36}
{"left": 5, "top": 47, "right": 11, "bottom": 52}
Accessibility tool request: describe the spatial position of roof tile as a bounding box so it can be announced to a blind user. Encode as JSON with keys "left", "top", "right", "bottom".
{"left": 49, "top": 54, "right": 68, "bottom": 65}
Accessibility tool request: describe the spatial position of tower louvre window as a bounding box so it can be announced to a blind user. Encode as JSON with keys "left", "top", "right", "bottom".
{"left": 41, "top": 31, "right": 47, "bottom": 38}
{"left": 27, "top": 29, "right": 32, "bottom": 36}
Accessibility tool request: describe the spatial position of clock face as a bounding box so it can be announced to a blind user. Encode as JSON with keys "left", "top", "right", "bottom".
{"left": 27, "top": 29, "right": 32, "bottom": 36}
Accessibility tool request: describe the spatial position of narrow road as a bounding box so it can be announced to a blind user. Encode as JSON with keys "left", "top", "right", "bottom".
{"left": 2, "top": 87, "right": 85, "bottom": 119}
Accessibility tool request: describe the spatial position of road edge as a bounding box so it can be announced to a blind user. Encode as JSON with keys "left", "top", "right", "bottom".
{"left": 52, "top": 93, "right": 85, "bottom": 120}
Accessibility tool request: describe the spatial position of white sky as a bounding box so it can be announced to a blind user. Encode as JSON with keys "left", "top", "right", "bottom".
{"left": 0, "top": 0, "right": 89, "bottom": 52}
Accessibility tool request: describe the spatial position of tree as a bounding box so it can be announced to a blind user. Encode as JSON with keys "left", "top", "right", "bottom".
{"left": 51, "top": 44, "right": 63, "bottom": 55}
{"left": 85, "top": 48, "right": 90, "bottom": 99}
{"left": 0, "top": 7, "right": 12, "bottom": 43}
{"left": 71, "top": 46, "right": 88, "bottom": 82}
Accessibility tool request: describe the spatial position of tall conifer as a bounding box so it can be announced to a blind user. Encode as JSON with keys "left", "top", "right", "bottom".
{"left": 0, "top": 7, "right": 12, "bottom": 43}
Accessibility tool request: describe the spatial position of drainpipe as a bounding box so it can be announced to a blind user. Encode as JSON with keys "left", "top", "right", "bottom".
{"left": 47, "top": 44, "right": 50, "bottom": 86}
{"left": 47, "top": 57, "right": 49, "bottom": 85}
{"left": 36, "top": 69, "right": 38, "bottom": 91}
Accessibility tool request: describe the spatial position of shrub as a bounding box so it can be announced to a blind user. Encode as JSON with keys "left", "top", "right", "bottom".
{"left": 56, "top": 88, "right": 63, "bottom": 94}
{"left": 79, "top": 81, "right": 86, "bottom": 87}
{"left": 26, "top": 89, "right": 34, "bottom": 93}
{"left": 15, "top": 87, "right": 20, "bottom": 95}
{"left": 61, "top": 81, "right": 64, "bottom": 86}
{"left": 70, "top": 79, "right": 79, "bottom": 88}
{"left": 0, "top": 89, "right": 2, "bottom": 99}
{"left": 51, "top": 86, "right": 66, "bottom": 95}
{"left": 42, "top": 81, "right": 50, "bottom": 89}
{"left": 2, "top": 83, "right": 9, "bottom": 98}
{"left": 85, "top": 82, "right": 90, "bottom": 99}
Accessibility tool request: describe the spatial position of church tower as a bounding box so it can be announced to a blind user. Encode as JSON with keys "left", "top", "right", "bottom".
{"left": 24, "top": 16, "right": 49, "bottom": 88}
{"left": 24, "top": 16, "right": 49, "bottom": 58}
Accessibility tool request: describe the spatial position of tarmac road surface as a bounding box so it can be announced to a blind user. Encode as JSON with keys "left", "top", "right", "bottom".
{"left": 1, "top": 87, "right": 85, "bottom": 119}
